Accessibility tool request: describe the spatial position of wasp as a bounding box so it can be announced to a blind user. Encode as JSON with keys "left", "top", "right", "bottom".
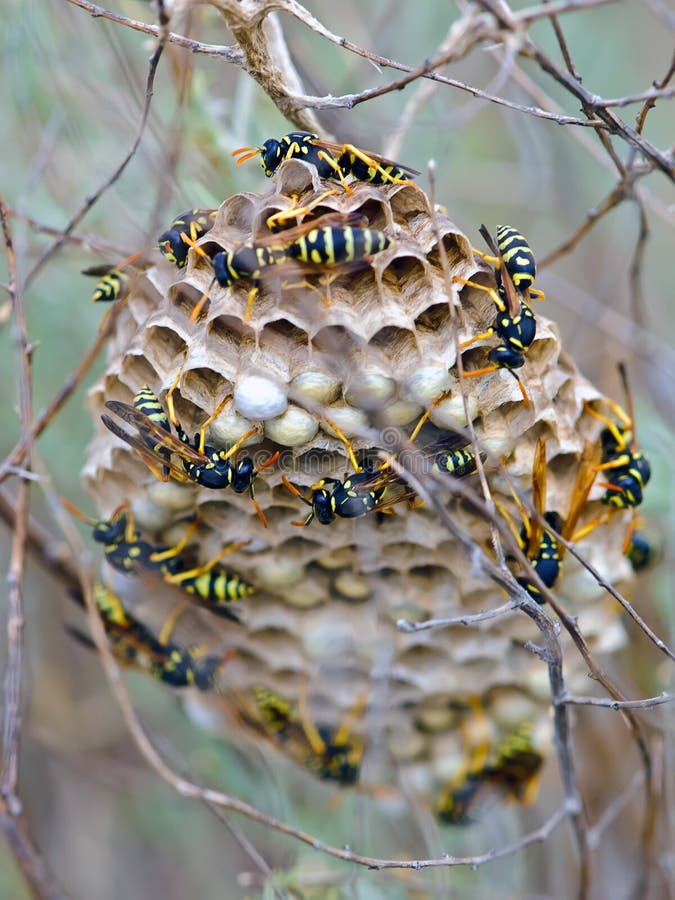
{"left": 438, "top": 723, "right": 543, "bottom": 825}
{"left": 453, "top": 225, "right": 541, "bottom": 406}
{"left": 498, "top": 438, "right": 591, "bottom": 603}
{"left": 82, "top": 249, "right": 148, "bottom": 304}
{"left": 282, "top": 462, "right": 391, "bottom": 527}
{"left": 101, "top": 377, "right": 278, "bottom": 527}
{"left": 232, "top": 131, "right": 419, "bottom": 192}
{"left": 186, "top": 210, "right": 392, "bottom": 322}
{"left": 572, "top": 364, "right": 652, "bottom": 550}
{"left": 281, "top": 418, "right": 402, "bottom": 526}
{"left": 67, "top": 583, "right": 231, "bottom": 690}
{"left": 624, "top": 527, "right": 654, "bottom": 572}
{"left": 62, "top": 499, "right": 253, "bottom": 622}
{"left": 584, "top": 364, "right": 651, "bottom": 511}
{"left": 83, "top": 265, "right": 131, "bottom": 303}
{"left": 157, "top": 208, "right": 217, "bottom": 268}
{"left": 243, "top": 684, "right": 365, "bottom": 785}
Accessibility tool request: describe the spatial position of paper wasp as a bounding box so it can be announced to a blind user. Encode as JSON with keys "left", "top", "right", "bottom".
{"left": 67, "top": 583, "right": 232, "bottom": 690}
{"left": 497, "top": 438, "right": 604, "bottom": 603}
{"left": 281, "top": 418, "right": 403, "bottom": 526}
{"left": 62, "top": 499, "right": 253, "bottom": 622}
{"left": 101, "top": 377, "right": 278, "bottom": 527}
{"left": 83, "top": 265, "right": 130, "bottom": 303}
{"left": 157, "top": 208, "right": 217, "bottom": 268}
{"left": 438, "top": 722, "right": 543, "bottom": 824}
{"left": 624, "top": 526, "right": 654, "bottom": 572}
{"left": 584, "top": 364, "right": 651, "bottom": 511}
{"left": 187, "top": 208, "right": 391, "bottom": 322}
{"left": 242, "top": 684, "right": 365, "bottom": 784}
{"left": 453, "top": 225, "right": 541, "bottom": 406}
{"left": 232, "top": 130, "right": 419, "bottom": 192}
{"left": 572, "top": 364, "right": 652, "bottom": 551}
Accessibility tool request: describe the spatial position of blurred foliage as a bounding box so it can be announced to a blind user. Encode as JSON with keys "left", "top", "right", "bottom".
{"left": 0, "top": 0, "right": 673, "bottom": 897}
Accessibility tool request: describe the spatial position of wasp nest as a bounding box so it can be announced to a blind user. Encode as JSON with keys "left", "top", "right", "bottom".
{"left": 83, "top": 159, "right": 632, "bottom": 805}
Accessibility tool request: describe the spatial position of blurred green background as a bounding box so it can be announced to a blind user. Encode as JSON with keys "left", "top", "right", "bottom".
{"left": 1, "top": 0, "right": 673, "bottom": 897}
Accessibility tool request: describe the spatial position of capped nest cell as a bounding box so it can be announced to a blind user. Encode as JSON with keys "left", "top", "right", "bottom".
{"left": 82, "top": 158, "right": 633, "bottom": 809}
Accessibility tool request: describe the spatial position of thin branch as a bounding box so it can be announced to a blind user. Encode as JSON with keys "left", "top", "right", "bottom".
{"left": 397, "top": 601, "right": 517, "bottom": 633}
{"left": 0, "top": 294, "right": 127, "bottom": 486}
{"left": 63, "top": 0, "right": 243, "bottom": 61}
{"left": 0, "top": 198, "right": 64, "bottom": 900}
{"left": 26, "top": 4, "right": 170, "bottom": 289}
{"left": 636, "top": 50, "right": 675, "bottom": 134}
{"left": 561, "top": 692, "right": 675, "bottom": 710}
{"left": 542, "top": 0, "right": 583, "bottom": 80}
{"left": 559, "top": 535, "right": 675, "bottom": 663}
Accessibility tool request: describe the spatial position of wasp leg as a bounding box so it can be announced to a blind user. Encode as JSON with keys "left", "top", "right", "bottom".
{"left": 339, "top": 143, "right": 420, "bottom": 191}
{"left": 315, "top": 149, "right": 353, "bottom": 193}
{"left": 157, "top": 600, "right": 190, "bottom": 645}
{"left": 471, "top": 247, "right": 501, "bottom": 268}
{"left": 281, "top": 276, "right": 332, "bottom": 307}
{"left": 148, "top": 518, "right": 201, "bottom": 564}
{"left": 527, "top": 287, "right": 546, "bottom": 302}
{"left": 193, "top": 393, "right": 238, "bottom": 455}
{"left": 332, "top": 689, "right": 368, "bottom": 749}
{"left": 164, "top": 540, "right": 251, "bottom": 587}
{"left": 570, "top": 511, "right": 612, "bottom": 542}
{"left": 165, "top": 366, "right": 184, "bottom": 429}
{"left": 265, "top": 189, "right": 338, "bottom": 231}
{"left": 459, "top": 328, "right": 496, "bottom": 350}
{"left": 408, "top": 389, "right": 455, "bottom": 444}
{"left": 462, "top": 365, "right": 531, "bottom": 406}
{"left": 453, "top": 276, "right": 506, "bottom": 312}
{"left": 583, "top": 401, "right": 630, "bottom": 452}
{"left": 323, "top": 417, "right": 361, "bottom": 473}
{"left": 243, "top": 285, "right": 259, "bottom": 323}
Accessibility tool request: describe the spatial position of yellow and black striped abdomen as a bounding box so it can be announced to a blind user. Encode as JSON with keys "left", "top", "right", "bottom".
{"left": 496, "top": 225, "right": 536, "bottom": 293}
{"left": 289, "top": 226, "right": 390, "bottom": 266}
{"left": 133, "top": 387, "right": 170, "bottom": 431}
{"left": 182, "top": 569, "right": 254, "bottom": 606}
{"left": 91, "top": 269, "right": 129, "bottom": 303}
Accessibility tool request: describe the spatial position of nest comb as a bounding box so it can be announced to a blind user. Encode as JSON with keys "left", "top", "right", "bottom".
{"left": 83, "top": 159, "right": 633, "bottom": 803}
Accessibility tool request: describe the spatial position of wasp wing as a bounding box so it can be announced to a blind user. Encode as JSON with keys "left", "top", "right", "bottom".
{"left": 104, "top": 401, "right": 209, "bottom": 464}
{"left": 310, "top": 138, "right": 421, "bottom": 177}
{"left": 101, "top": 413, "right": 193, "bottom": 484}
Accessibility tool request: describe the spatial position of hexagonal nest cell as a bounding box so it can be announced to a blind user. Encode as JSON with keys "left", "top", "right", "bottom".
{"left": 82, "top": 160, "right": 633, "bottom": 809}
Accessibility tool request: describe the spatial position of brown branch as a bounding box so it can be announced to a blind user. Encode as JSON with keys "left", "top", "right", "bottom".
{"left": 26, "top": 4, "right": 170, "bottom": 289}
{"left": 0, "top": 198, "right": 65, "bottom": 900}
{"left": 63, "top": 0, "right": 243, "bottom": 61}
{"left": 557, "top": 534, "right": 675, "bottom": 663}
{"left": 542, "top": 0, "right": 583, "bottom": 80}
{"left": 0, "top": 488, "right": 81, "bottom": 597}
{"left": 539, "top": 182, "right": 627, "bottom": 268}
{"left": 562, "top": 692, "right": 675, "bottom": 710}
{"left": 636, "top": 50, "right": 675, "bottom": 134}
{"left": 397, "top": 601, "right": 517, "bottom": 633}
{"left": 0, "top": 292, "right": 126, "bottom": 486}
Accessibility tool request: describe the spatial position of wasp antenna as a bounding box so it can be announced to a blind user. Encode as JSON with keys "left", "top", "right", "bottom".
{"left": 61, "top": 497, "right": 97, "bottom": 525}
{"left": 231, "top": 146, "right": 262, "bottom": 164}
{"left": 115, "top": 249, "right": 144, "bottom": 269}
{"left": 257, "top": 450, "right": 280, "bottom": 473}
{"left": 251, "top": 497, "right": 269, "bottom": 528}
